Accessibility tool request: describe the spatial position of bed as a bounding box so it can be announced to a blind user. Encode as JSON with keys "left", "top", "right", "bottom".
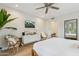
{"left": 33, "top": 37, "right": 79, "bottom": 56}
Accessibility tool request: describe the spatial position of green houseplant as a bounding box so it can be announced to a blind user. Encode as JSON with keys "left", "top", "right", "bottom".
{"left": 0, "top": 9, "right": 16, "bottom": 29}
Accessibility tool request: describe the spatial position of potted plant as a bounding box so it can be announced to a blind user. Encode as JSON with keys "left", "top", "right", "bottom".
{"left": 0, "top": 9, "right": 16, "bottom": 29}
{"left": 0, "top": 9, "right": 16, "bottom": 49}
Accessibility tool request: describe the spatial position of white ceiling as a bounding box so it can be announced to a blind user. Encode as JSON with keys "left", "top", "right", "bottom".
{"left": 0, "top": 3, "right": 79, "bottom": 19}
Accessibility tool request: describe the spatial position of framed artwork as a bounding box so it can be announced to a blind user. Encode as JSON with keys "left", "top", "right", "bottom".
{"left": 64, "top": 19, "right": 78, "bottom": 40}
{"left": 25, "top": 20, "right": 35, "bottom": 28}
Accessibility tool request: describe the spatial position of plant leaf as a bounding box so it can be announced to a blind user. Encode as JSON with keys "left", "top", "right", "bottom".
{"left": 4, "top": 14, "right": 11, "bottom": 21}
{"left": 0, "top": 12, "right": 3, "bottom": 24}
{"left": 6, "top": 18, "right": 16, "bottom": 23}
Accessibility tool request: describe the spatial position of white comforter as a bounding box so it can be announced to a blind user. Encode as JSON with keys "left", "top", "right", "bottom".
{"left": 33, "top": 37, "right": 79, "bottom": 56}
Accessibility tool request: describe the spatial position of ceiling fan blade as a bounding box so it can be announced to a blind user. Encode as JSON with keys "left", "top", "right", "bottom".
{"left": 48, "top": 3, "right": 54, "bottom": 6}
{"left": 36, "top": 6, "right": 45, "bottom": 10}
{"left": 45, "top": 7, "right": 48, "bottom": 14}
{"left": 51, "top": 17, "right": 55, "bottom": 19}
{"left": 51, "top": 6, "right": 59, "bottom": 10}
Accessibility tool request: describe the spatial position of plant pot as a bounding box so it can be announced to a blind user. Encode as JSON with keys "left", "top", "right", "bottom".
{"left": 0, "top": 29, "right": 8, "bottom": 49}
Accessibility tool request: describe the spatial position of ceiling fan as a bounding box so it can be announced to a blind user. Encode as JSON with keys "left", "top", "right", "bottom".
{"left": 36, "top": 3, "right": 59, "bottom": 14}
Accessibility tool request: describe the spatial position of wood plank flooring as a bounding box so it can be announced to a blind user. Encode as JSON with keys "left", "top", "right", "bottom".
{"left": 0, "top": 44, "right": 33, "bottom": 56}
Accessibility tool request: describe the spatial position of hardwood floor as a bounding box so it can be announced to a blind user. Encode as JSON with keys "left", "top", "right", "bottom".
{"left": 0, "top": 44, "right": 33, "bottom": 56}
{"left": 15, "top": 44, "right": 33, "bottom": 56}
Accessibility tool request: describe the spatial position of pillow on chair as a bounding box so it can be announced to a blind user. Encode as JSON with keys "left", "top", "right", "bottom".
{"left": 5, "top": 35, "right": 20, "bottom": 49}
{"left": 40, "top": 32, "right": 47, "bottom": 40}
{"left": 41, "top": 32, "right": 47, "bottom": 38}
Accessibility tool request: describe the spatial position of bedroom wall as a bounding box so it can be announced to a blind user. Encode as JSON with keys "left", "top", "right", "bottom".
{"left": 44, "top": 20, "right": 58, "bottom": 38}
{"left": 55, "top": 11, "right": 79, "bottom": 40}
{"left": 24, "top": 17, "right": 46, "bottom": 33}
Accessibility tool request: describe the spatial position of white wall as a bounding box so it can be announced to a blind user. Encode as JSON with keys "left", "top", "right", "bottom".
{"left": 24, "top": 17, "right": 46, "bottom": 33}
{"left": 44, "top": 20, "right": 58, "bottom": 38}
{"left": 4, "top": 9, "right": 25, "bottom": 37}
{"left": 55, "top": 11, "right": 79, "bottom": 40}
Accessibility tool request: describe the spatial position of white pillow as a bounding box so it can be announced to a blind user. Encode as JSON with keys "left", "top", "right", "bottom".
{"left": 41, "top": 32, "right": 47, "bottom": 38}
{"left": 8, "top": 37, "right": 17, "bottom": 44}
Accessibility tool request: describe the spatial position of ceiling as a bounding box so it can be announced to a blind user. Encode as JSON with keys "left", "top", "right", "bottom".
{"left": 0, "top": 3, "right": 79, "bottom": 19}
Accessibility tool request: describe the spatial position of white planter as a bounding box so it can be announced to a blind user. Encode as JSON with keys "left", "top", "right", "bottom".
{"left": 0, "top": 30, "right": 8, "bottom": 49}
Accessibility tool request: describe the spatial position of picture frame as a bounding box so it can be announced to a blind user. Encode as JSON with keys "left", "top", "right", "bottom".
{"left": 64, "top": 19, "right": 78, "bottom": 40}
{"left": 25, "top": 20, "right": 35, "bottom": 28}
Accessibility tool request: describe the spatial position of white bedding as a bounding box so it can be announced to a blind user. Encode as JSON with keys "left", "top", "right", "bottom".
{"left": 33, "top": 37, "right": 79, "bottom": 56}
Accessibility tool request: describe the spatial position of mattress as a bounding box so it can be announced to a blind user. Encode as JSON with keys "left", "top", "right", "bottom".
{"left": 33, "top": 37, "right": 79, "bottom": 56}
